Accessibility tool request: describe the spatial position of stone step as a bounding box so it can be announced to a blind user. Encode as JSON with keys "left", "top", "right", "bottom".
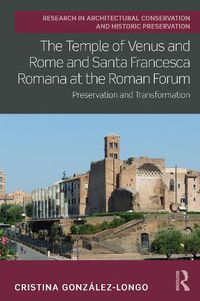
{"left": 94, "top": 219, "right": 144, "bottom": 241}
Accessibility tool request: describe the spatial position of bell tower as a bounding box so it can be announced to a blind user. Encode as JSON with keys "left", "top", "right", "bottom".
{"left": 104, "top": 133, "right": 120, "bottom": 160}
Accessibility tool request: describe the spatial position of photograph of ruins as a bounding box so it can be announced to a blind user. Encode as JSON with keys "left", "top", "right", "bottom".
{"left": 1, "top": 115, "right": 200, "bottom": 260}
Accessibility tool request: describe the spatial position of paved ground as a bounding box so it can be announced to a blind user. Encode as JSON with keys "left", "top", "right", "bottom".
{"left": 14, "top": 242, "right": 197, "bottom": 261}
{"left": 71, "top": 252, "right": 149, "bottom": 260}
{"left": 71, "top": 248, "right": 197, "bottom": 260}
{"left": 16, "top": 242, "right": 53, "bottom": 260}
{"left": 78, "top": 253, "right": 198, "bottom": 260}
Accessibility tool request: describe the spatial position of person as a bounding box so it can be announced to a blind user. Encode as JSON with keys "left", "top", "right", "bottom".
{"left": 21, "top": 246, "right": 24, "bottom": 253}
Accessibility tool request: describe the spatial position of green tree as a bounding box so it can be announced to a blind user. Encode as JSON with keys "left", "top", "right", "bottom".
{"left": 0, "top": 204, "right": 24, "bottom": 225}
{"left": 25, "top": 202, "right": 33, "bottom": 218}
{"left": 0, "top": 204, "right": 11, "bottom": 223}
{"left": 50, "top": 223, "right": 63, "bottom": 243}
{"left": 49, "top": 223, "right": 63, "bottom": 253}
{"left": 151, "top": 229, "right": 183, "bottom": 259}
{"left": 7, "top": 205, "right": 24, "bottom": 224}
{"left": 184, "top": 227, "right": 200, "bottom": 259}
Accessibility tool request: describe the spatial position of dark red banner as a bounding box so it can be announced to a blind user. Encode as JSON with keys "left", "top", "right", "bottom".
{"left": 14, "top": 11, "right": 200, "bottom": 33}
{"left": 0, "top": 260, "right": 198, "bottom": 301}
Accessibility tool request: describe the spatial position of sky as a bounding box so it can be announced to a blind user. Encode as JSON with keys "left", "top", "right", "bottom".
{"left": 0, "top": 114, "right": 199, "bottom": 193}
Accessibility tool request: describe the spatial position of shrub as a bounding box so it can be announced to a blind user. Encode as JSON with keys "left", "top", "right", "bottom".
{"left": 101, "top": 221, "right": 110, "bottom": 230}
{"left": 71, "top": 224, "right": 97, "bottom": 235}
{"left": 184, "top": 227, "right": 200, "bottom": 259}
{"left": 151, "top": 229, "right": 183, "bottom": 259}
{"left": 109, "top": 218, "right": 125, "bottom": 228}
{"left": 70, "top": 213, "right": 142, "bottom": 235}
{"left": 118, "top": 212, "right": 144, "bottom": 221}
{"left": 0, "top": 230, "right": 14, "bottom": 260}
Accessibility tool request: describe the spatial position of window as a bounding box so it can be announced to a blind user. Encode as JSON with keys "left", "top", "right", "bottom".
{"left": 169, "top": 179, "right": 174, "bottom": 191}
{"left": 110, "top": 153, "right": 113, "bottom": 158}
{"left": 109, "top": 142, "right": 113, "bottom": 148}
{"left": 193, "top": 185, "right": 196, "bottom": 190}
{"left": 194, "top": 198, "right": 196, "bottom": 202}
{"left": 180, "top": 198, "right": 185, "bottom": 204}
{"left": 114, "top": 153, "right": 118, "bottom": 159}
{"left": 194, "top": 178, "right": 196, "bottom": 181}
{"left": 114, "top": 142, "right": 118, "bottom": 148}
{"left": 178, "top": 183, "right": 180, "bottom": 189}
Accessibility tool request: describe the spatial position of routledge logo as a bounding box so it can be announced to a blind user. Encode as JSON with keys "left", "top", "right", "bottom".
{"left": 176, "top": 270, "right": 190, "bottom": 291}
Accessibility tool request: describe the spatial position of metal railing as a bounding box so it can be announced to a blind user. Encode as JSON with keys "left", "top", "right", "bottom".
{"left": 7, "top": 232, "right": 72, "bottom": 254}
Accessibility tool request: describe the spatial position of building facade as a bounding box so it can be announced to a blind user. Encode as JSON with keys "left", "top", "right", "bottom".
{"left": 6, "top": 191, "right": 31, "bottom": 208}
{"left": 31, "top": 134, "right": 200, "bottom": 220}
{"left": 32, "top": 173, "right": 89, "bottom": 219}
{"left": 164, "top": 168, "right": 200, "bottom": 212}
{"left": 87, "top": 134, "right": 200, "bottom": 214}
{"left": 0, "top": 170, "right": 5, "bottom": 198}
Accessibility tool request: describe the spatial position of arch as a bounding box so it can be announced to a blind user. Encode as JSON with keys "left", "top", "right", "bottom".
{"left": 140, "top": 233, "right": 150, "bottom": 248}
{"left": 137, "top": 163, "right": 162, "bottom": 177}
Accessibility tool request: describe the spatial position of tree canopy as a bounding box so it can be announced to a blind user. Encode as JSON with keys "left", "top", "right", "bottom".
{"left": 184, "top": 227, "right": 200, "bottom": 259}
{"left": 50, "top": 223, "right": 63, "bottom": 243}
{"left": 151, "top": 228, "right": 183, "bottom": 259}
{"left": 0, "top": 204, "right": 24, "bottom": 225}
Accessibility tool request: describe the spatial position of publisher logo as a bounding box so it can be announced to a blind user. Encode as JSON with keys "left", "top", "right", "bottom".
{"left": 176, "top": 270, "right": 190, "bottom": 291}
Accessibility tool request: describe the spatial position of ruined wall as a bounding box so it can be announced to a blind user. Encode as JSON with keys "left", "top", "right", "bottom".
{"left": 87, "top": 158, "right": 122, "bottom": 214}
{"left": 87, "top": 152, "right": 200, "bottom": 215}
{"left": 136, "top": 177, "right": 165, "bottom": 211}
{"left": 164, "top": 190, "right": 175, "bottom": 212}
{"left": 119, "top": 164, "right": 136, "bottom": 189}
{"left": 135, "top": 157, "right": 165, "bottom": 173}
{"left": 87, "top": 160, "right": 106, "bottom": 214}
{"left": 85, "top": 215, "right": 120, "bottom": 225}
{"left": 79, "top": 174, "right": 89, "bottom": 216}
{"left": 111, "top": 159, "right": 166, "bottom": 213}
{"left": 99, "top": 215, "right": 200, "bottom": 253}
{"left": 108, "top": 188, "right": 139, "bottom": 212}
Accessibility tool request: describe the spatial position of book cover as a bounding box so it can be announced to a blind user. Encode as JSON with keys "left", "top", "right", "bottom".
{"left": 0, "top": 1, "right": 200, "bottom": 300}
